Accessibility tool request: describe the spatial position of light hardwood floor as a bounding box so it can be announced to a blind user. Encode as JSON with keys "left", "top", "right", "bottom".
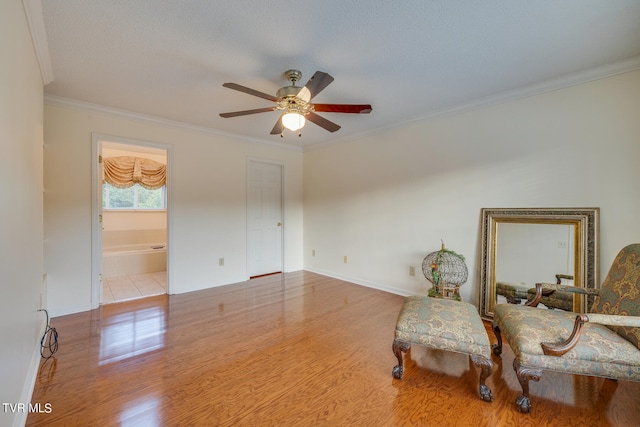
{"left": 28, "top": 271, "right": 639, "bottom": 426}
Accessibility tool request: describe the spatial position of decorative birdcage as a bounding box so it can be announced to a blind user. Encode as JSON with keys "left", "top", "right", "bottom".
{"left": 422, "top": 243, "right": 468, "bottom": 301}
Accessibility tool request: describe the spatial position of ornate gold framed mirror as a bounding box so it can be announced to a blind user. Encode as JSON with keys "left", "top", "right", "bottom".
{"left": 479, "top": 208, "right": 599, "bottom": 320}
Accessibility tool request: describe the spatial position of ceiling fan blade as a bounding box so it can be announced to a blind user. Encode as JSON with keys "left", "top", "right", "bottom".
{"left": 306, "top": 112, "right": 341, "bottom": 132}
{"left": 222, "top": 82, "right": 278, "bottom": 102}
{"left": 219, "top": 107, "right": 276, "bottom": 118}
{"left": 270, "top": 114, "right": 285, "bottom": 135}
{"left": 313, "top": 104, "right": 372, "bottom": 114}
{"left": 303, "top": 71, "right": 334, "bottom": 99}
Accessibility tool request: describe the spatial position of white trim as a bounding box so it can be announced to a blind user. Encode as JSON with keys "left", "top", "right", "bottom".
{"left": 415, "top": 55, "right": 640, "bottom": 122}
{"left": 303, "top": 55, "right": 640, "bottom": 152}
{"left": 44, "top": 56, "right": 640, "bottom": 153}
{"left": 91, "top": 135, "right": 102, "bottom": 308}
{"left": 303, "top": 267, "right": 414, "bottom": 298}
{"left": 13, "top": 317, "right": 47, "bottom": 427}
{"left": 45, "top": 95, "right": 303, "bottom": 153}
{"left": 22, "top": 0, "right": 54, "bottom": 85}
{"left": 47, "top": 304, "right": 94, "bottom": 318}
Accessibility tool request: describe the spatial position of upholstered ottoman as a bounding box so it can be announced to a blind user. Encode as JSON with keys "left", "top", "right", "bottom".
{"left": 392, "top": 296, "right": 494, "bottom": 402}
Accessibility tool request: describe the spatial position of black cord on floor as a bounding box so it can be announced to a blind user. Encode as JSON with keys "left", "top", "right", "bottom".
{"left": 37, "top": 309, "right": 58, "bottom": 359}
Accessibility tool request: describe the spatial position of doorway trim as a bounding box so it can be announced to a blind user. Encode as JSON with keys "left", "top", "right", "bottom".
{"left": 91, "top": 133, "right": 173, "bottom": 308}
{"left": 246, "top": 157, "right": 285, "bottom": 279}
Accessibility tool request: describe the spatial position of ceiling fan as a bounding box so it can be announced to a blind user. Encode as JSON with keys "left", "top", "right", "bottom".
{"left": 219, "top": 70, "right": 372, "bottom": 136}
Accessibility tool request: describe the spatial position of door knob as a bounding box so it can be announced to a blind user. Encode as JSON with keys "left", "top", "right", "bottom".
{"left": 277, "top": 222, "right": 282, "bottom": 226}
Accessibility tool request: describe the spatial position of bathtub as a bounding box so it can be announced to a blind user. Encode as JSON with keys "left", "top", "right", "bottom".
{"left": 103, "top": 244, "right": 167, "bottom": 278}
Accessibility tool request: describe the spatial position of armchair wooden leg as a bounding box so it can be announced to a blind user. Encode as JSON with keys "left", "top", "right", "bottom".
{"left": 470, "top": 354, "right": 494, "bottom": 402}
{"left": 392, "top": 340, "right": 411, "bottom": 379}
{"left": 492, "top": 321, "right": 503, "bottom": 355}
{"left": 513, "top": 359, "right": 542, "bottom": 413}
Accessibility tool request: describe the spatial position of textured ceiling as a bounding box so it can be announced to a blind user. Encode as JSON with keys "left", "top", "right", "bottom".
{"left": 40, "top": 1, "right": 640, "bottom": 149}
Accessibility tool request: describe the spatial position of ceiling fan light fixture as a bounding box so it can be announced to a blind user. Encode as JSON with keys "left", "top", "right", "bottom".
{"left": 220, "top": 70, "right": 372, "bottom": 135}
{"left": 282, "top": 112, "right": 305, "bottom": 131}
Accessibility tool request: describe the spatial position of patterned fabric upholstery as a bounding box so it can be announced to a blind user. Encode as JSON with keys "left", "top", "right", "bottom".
{"left": 590, "top": 244, "right": 640, "bottom": 348}
{"left": 494, "top": 304, "right": 640, "bottom": 380}
{"left": 526, "top": 287, "right": 574, "bottom": 311}
{"left": 493, "top": 243, "right": 640, "bottom": 381}
{"left": 395, "top": 296, "right": 491, "bottom": 359}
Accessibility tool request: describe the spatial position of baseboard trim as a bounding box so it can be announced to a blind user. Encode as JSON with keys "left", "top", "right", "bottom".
{"left": 47, "top": 303, "right": 94, "bottom": 318}
{"left": 304, "top": 267, "right": 414, "bottom": 297}
{"left": 12, "top": 318, "right": 47, "bottom": 427}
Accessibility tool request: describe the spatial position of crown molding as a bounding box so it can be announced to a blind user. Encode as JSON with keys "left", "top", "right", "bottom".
{"left": 44, "top": 55, "right": 640, "bottom": 154}
{"left": 397, "top": 55, "right": 640, "bottom": 128}
{"left": 44, "top": 94, "right": 303, "bottom": 153}
{"left": 304, "top": 55, "right": 640, "bottom": 152}
{"left": 23, "top": 0, "right": 54, "bottom": 85}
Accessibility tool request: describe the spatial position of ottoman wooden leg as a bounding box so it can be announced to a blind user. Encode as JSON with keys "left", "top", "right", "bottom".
{"left": 513, "top": 359, "right": 542, "bottom": 413}
{"left": 470, "top": 354, "right": 494, "bottom": 402}
{"left": 392, "top": 340, "right": 411, "bottom": 379}
{"left": 491, "top": 321, "right": 503, "bottom": 355}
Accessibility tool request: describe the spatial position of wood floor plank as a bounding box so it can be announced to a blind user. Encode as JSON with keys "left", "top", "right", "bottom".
{"left": 27, "top": 271, "right": 640, "bottom": 426}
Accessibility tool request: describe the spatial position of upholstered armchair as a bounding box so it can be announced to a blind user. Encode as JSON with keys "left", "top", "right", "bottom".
{"left": 492, "top": 243, "right": 640, "bottom": 413}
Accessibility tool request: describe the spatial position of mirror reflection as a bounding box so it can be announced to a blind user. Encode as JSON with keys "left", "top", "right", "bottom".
{"left": 479, "top": 208, "right": 599, "bottom": 320}
{"left": 495, "top": 222, "right": 575, "bottom": 309}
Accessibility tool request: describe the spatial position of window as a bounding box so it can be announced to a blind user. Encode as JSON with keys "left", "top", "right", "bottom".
{"left": 102, "top": 183, "right": 166, "bottom": 210}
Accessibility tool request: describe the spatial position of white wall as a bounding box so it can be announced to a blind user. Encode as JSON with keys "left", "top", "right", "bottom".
{"left": 43, "top": 69, "right": 640, "bottom": 314}
{"left": 44, "top": 104, "right": 304, "bottom": 316}
{"left": 0, "top": 1, "right": 46, "bottom": 425}
{"left": 303, "top": 70, "right": 640, "bottom": 304}
{"left": 102, "top": 211, "right": 167, "bottom": 233}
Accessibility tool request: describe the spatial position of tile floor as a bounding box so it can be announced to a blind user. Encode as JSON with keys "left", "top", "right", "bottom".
{"left": 102, "top": 271, "right": 167, "bottom": 304}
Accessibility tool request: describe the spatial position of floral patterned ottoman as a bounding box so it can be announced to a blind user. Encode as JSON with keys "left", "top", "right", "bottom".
{"left": 392, "top": 296, "right": 494, "bottom": 402}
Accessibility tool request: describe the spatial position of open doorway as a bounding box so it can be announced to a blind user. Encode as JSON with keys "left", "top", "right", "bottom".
{"left": 92, "top": 135, "right": 171, "bottom": 305}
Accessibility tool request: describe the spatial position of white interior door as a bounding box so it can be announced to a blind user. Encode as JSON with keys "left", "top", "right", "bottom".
{"left": 91, "top": 140, "right": 104, "bottom": 307}
{"left": 247, "top": 160, "right": 283, "bottom": 277}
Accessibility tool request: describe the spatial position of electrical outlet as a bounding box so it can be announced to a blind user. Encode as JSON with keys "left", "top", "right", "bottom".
{"left": 409, "top": 266, "right": 415, "bottom": 276}
{"left": 343, "top": 255, "right": 348, "bottom": 263}
{"left": 219, "top": 258, "right": 224, "bottom": 267}
{"left": 558, "top": 241, "right": 568, "bottom": 248}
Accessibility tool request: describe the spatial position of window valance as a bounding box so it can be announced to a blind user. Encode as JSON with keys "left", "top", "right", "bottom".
{"left": 103, "top": 156, "right": 166, "bottom": 190}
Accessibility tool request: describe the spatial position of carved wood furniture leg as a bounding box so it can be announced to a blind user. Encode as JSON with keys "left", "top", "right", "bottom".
{"left": 392, "top": 297, "right": 494, "bottom": 402}
{"left": 491, "top": 321, "right": 503, "bottom": 355}
{"left": 392, "top": 340, "right": 410, "bottom": 379}
{"left": 513, "top": 359, "right": 541, "bottom": 413}
{"left": 470, "top": 355, "right": 494, "bottom": 402}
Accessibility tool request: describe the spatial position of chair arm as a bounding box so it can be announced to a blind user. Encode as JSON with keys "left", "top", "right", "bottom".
{"left": 541, "top": 313, "right": 640, "bottom": 357}
{"left": 541, "top": 314, "right": 588, "bottom": 356}
{"left": 585, "top": 313, "right": 640, "bottom": 328}
{"left": 555, "top": 274, "right": 573, "bottom": 284}
{"left": 525, "top": 283, "right": 599, "bottom": 307}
